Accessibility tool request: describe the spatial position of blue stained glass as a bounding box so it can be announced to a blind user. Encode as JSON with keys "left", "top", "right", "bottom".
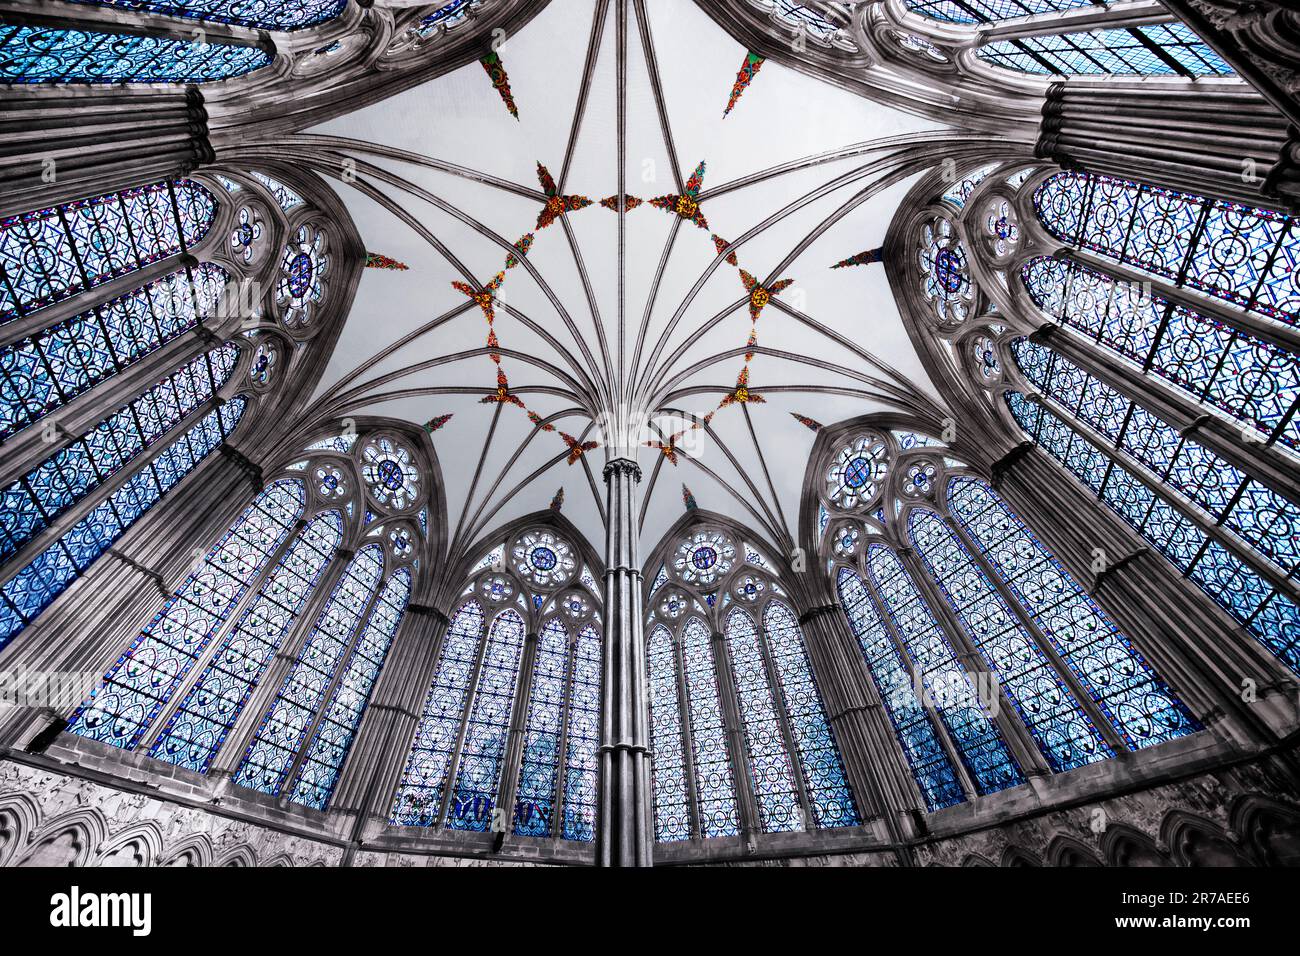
{"left": 0, "top": 345, "right": 237, "bottom": 565}
{"left": 836, "top": 567, "right": 963, "bottom": 811}
{"left": 1021, "top": 258, "right": 1300, "bottom": 453}
{"left": 0, "top": 264, "right": 229, "bottom": 443}
{"left": 680, "top": 616, "right": 740, "bottom": 838}
{"left": 445, "top": 608, "right": 527, "bottom": 832}
{"left": 648, "top": 623, "right": 691, "bottom": 842}
{"left": 0, "top": 24, "right": 272, "bottom": 85}
{"left": 0, "top": 179, "right": 215, "bottom": 324}
{"left": 148, "top": 510, "right": 342, "bottom": 773}
{"left": 724, "top": 608, "right": 802, "bottom": 833}
{"left": 0, "top": 397, "right": 241, "bottom": 655}
{"left": 905, "top": 0, "right": 1095, "bottom": 24}
{"left": 249, "top": 173, "right": 304, "bottom": 213}
{"left": 979, "top": 22, "right": 1232, "bottom": 76}
{"left": 561, "top": 622, "right": 601, "bottom": 841}
{"left": 66, "top": 479, "right": 304, "bottom": 747}
{"left": 234, "top": 545, "right": 385, "bottom": 796}
{"left": 514, "top": 617, "right": 570, "bottom": 838}
{"left": 1034, "top": 171, "right": 1298, "bottom": 327}
{"left": 415, "top": 0, "right": 477, "bottom": 35}
{"left": 1007, "top": 391, "right": 1300, "bottom": 678}
{"left": 866, "top": 546, "right": 1024, "bottom": 794}
{"left": 0, "top": 395, "right": 242, "bottom": 652}
{"left": 947, "top": 477, "right": 1201, "bottom": 749}
{"left": 66, "top": 0, "right": 347, "bottom": 30}
{"left": 907, "top": 510, "right": 1113, "bottom": 772}
{"left": 760, "top": 601, "right": 860, "bottom": 828}
{"left": 390, "top": 600, "right": 486, "bottom": 826}
{"left": 291, "top": 567, "right": 411, "bottom": 810}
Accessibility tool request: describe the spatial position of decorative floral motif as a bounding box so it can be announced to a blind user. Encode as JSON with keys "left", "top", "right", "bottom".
{"left": 480, "top": 50, "right": 519, "bottom": 119}
{"left": 249, "top": 341, "right": 277, "bottom": 387}
{"left": 511, "top": 529, "right": 576, "bottom": 589}
{"left": 361, "top": 438, "right": 420, "bottom": 510}
{"left": 673, "top": 530, "right": 736, "bottom": 587}
{"left": 831, "top": 247, "right": 884, "bottom": 269}
{"left": 649, "top": 161, "right": 710, "bottom": 231}
{"left": 724, "top": 51, "right": 765, "bottom": 116}
{"left": 229, "top": 206, "right": 263, "bottom": 265}
{"left": 315, "top": 464, "right": 348, "bottom": 501}
{"left": 733, "top": 574, "right": 766, "bottom": 602}
{"left": 560, "top": 591, "right": 591, "bottom": 619}
{"left": 389, "top": 527, "right": 414, "bottom": 559}
{"left": 480, "top": 574, "right": 514, "bottom": 603}
{"left": 827, "top": 435, "right": 889, "bottom": 510}
{"left": 983, "top": 198, "right": 1020, "bottom": 257}
{"left": 276, "top": 224, "right": 329, "bottom": 328}
{"left": 903, "top": 459, "right": 939, "bottom": 498}
{"left": 658, "top": 590, "right": 688, "bottom": 620}
{"left": 918, "top": 216, "right": 973, "bottom": 326}
{"left": 832, "top": 525, "right": 860, "bottom": 557}
{"left": 972, "top": 334, "right": 1001, "bottom": 383}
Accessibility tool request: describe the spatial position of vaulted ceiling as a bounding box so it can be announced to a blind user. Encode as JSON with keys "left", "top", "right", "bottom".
{"left": 304, "top": 0, "right": 947, "bottom": 558}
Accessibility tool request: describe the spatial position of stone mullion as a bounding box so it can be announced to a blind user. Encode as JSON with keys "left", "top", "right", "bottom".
{"left": 895, "top": 546, "right": 1053, "bottom": 781}
{"left": 130, "top": 507, "right": 314, "bottom": 757}
{"left": 795, "top": 602, "right": 911, "bottom": 825}
{"left": 942, "top": 513, "right": 1129, "bottom": 755}
{"left": 1026, "top": 385, "right": 1300, "bottom": 611}
{"left": 994, "top": 449, "right": 1292, "bottom": 738}
{"left": 854, "top": 567, "right": 980, "bottom": 804}
{"left": 0, "top": 392, "right": 227, "bottom": 594}
{"left": 1031, "top": 325, "right": 1300, "bottom": 505}
{"left": 976, "top": 1, "right": 1172, "bottom": 43}
{"left": 332, "top": 605, "right": 449, "bottom": 843}
{"left": 432, "top": 612, "right": 495, "bottom": 829}
{"left": 205, "top": 545, "right": 360, "bottom": 780}
{"left": 0, "top": 456, "right": 248, "bottom": 748}
{"left": 494, "top": 627, "right": 542, "bottom": 839}
{"left": 750, "top": 603, "right": 816, "bottom": 830}
{"left": 669, "top": 627, "right": 704, "bottom": 843}
{"left": 273, "top": 569, "right": 390, "bottom": 804}
{"left": 549, "top": 630, "right": 579, "bottom": 844}
{"left": 709, "top": 627, "right": 763, "bottom": 841}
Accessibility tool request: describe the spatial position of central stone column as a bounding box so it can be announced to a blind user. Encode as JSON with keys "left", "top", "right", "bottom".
{"left": 597, "top": 457, "right": 652, "bottom": 867}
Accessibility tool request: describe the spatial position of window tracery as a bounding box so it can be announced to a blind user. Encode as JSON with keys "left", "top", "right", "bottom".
{"left": 815, "top": 423, "right": 1200, "bottom": 808}
{"left": 390, "top": 523, "right": 602, "bottom": 841}
{"left": 646, "top": 522, "right": 859, "bottom": 841}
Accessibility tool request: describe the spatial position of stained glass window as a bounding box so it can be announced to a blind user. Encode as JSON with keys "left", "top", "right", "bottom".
{"left": 65, "top": 0, "right": 347, "bottom": 31}
{"left": 0, "top": 396, "right": 244, "bottom": 651}
{"left": 562, "top": 622, "right": 601, "bottom": 841}
{"left": 292, "top": 567, "right": 411, "bottom": 810}
{"left": 1008, "top": 390, "right": 1300, "bottom": 676}
{"left": 414, "top": 0, "right": 478, "bottom": 37}
{"left": 836, "top": 567, "right": 964, "bottom": 810}
{"left": 148, "top": 510, "right": 343, "bottom": 772}
{"left": 0, "top": 265, "right": 230, "bottom": 443}
{"left": 1, "top": 179, "right": 215, "bottom": 324}
{"left": 724, "top": 608, "right": 803, "bottom": 832}
{"left": 1014, "top": 339, "right": 1300, "bottom": 578}
{"left": 0, "top": 345, "right": 238, "bottom": 567}
{"left": 978, "top": 22, "right": 1232, "bottom": 76}
{"left": 759, "top": 602, "right": 859, "bottom": 827}
{"left": 514, "top": 617, "right": 570, "bottom": 838}
{"left": 1021, "top": 259, "right": 1300, "bottom": 453}
{"left": 905, "top": 0, "right": 1097, "bottom": 24}
{"left": 251, "top": 173, "right": 305, "bottom": 213}
{"left": 234, "top": 544, "right": 385, "bottom": 797}
{"left": 66, "top": 479, "right": 305, "bottom": 747}
{"left": 0, "top": 24, "right": 272, "bottom": 84}
{"left": 391, "top": 600, "right": 487, "bottom": 826}
{"left": 680, "top": 616, "right": 740, "bottom": 838}
{"left": 908, "top": 509, "right": 1113, "bottom": 771}
{"left": 445, "top": 608, "right": 526, "bottom": 832}
{"left": 648, "top": 622, "right": 691, "bottom": 842}
{"left": 866, "top": 545, "right": 1024, "bottom": 793}
{"left": 947, "top": 476, "right": 1201, "bottom": 748}
{"left": 1033, "top": 172, "right": 1297, "bottom": 325}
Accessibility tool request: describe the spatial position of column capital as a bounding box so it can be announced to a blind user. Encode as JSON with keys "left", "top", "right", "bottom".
{"left": 602, "top": 458, "right": 643, "bottom": 483}
{"left": 990, "top": 441, "right": 1035, "bottom": 489}
{"left": 406, "top": 604, "right": 449, "bottom": 627}
{"left": 798, "top": 603, "right": 840, "bottom": 626}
